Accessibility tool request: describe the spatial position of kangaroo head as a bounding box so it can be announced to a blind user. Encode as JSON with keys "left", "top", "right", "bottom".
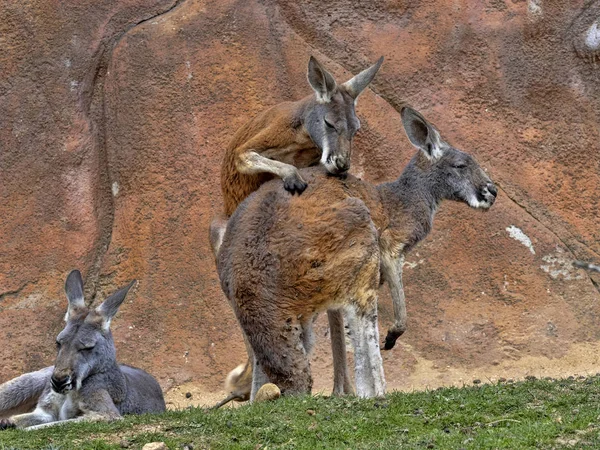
{"left": 401, "top": 106, "right": 497, "bottom": 209}
{"left": 304, "top": 56, "right": 384, "bottom": 176}
{"left": 51, "top": 270, "right": 136, "bottom": 394}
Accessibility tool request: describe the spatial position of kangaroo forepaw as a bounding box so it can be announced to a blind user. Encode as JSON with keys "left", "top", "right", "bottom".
{"left": 283, "top": 174, "right": 308, "bottom": 195}
{"left": 0, "top": 419, "right": 16, "bottom": 430}
{"left": 382, "top": 328, "right": 405, "bottom": 350}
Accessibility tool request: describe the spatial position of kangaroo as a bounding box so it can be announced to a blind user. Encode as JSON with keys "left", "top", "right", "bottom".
{"left": 220, "top": 55, "right": 384, "bottom": 216}
{"left": 212, "top": 55, "right": 383, "bottom": 407}
{"left": 212, "top": 106, "right": 497, "bottom": 397}
{"left": 0, "top": 270, "right": 165, "bottom": 430}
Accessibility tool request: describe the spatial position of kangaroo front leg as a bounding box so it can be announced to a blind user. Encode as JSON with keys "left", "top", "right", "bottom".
{"left": 1, "top": 408, "right": 55, "bottom": 430}
{"left": 4, "top": 390, "right": 63, "bottom": 429}
{"left": 327, "top": 309, "right": 354, "bottom": 395}
{"left": 381, "top": 253, "right": 407, "bottom": 350}
{"left": 237, "top": 151, "right": 307, "bottom": 194}
{"left": 24, "top": 411, "right": 122, "bottom": 431}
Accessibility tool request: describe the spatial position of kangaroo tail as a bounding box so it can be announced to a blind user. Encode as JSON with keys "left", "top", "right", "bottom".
{"left": 573, "top": 261, "right": 600, "bottom": 273}
{"left": 0, "top": 366, "right": 53, "bottom": 418}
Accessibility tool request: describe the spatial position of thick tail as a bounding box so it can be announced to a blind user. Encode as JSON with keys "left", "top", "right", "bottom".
{"left": 574, "top": 261, "right": 600, "bottom": 273}
{"left": 0, "top": 366, "right": 52, "bottom": 418}
{"left": 213, "top": 362, "right": 252, "bottom": 409}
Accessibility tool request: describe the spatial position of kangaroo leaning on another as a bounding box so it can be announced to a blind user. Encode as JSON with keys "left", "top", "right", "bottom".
{"left": 212, "top": 106, "right": 497, "bottom": 397}
{"left": 0, "top": 270, "right": 165, "bottom": 430}
{"left": 211, "top": 55, "right": 383, "bottom": 407}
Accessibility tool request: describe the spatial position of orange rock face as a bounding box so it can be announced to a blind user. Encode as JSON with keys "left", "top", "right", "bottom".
{"left": 1, "top": 0, "right": 599, "bottom": 398}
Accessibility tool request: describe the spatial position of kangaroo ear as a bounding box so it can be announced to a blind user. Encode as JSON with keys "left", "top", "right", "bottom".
{"left": 307, "top": 56, "right": 337, "bottom": 103}
{"left": 96, "top": 280, "right": 137, "bottom": 332}
{"left": 342, "top": 56, "right": 384, "bottom": 100}
{"left": 64, "top": 270, "right": 85, "bottom": 321}
{"left": 400, "top": 106, "right": 444, "bottom": 161}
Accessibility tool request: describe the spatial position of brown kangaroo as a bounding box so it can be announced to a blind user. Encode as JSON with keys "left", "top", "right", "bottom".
{"left": 212, "top": 106, "right": 497, "bottom": 398}
{"left": 220, "top": 55, "right": 384, "bottom": 216}
{"left": 212, "top": 55, "right": 383, "bottom": 406}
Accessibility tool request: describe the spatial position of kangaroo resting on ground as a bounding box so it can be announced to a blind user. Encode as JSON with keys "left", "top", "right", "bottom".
{"left": 0, "top": 270, "right": 165, "bottom": 430}
{"left": 212, "top": 106, "right": 497, "bottom": 397}
{"left": 212, "top": 55, "right": 383, "bottom": 406}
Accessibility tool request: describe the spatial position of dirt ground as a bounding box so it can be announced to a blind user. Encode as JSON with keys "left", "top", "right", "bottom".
{"left": 165, "top": 314, "right": 600, "bottom": 409}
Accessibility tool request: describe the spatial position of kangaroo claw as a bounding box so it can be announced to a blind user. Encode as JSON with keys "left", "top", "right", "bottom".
{"left": 382, "top": 328, "right": 405, "bottom": 350}
{"left": 283, "top": 175, "right": 308, "bottom": 195}
{"left": 0, "top": 419, "right": 16, "bottom": 430}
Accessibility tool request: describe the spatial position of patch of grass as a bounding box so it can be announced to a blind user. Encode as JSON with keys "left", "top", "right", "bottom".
{"left": 2, "top": 376, "right": 600, "bottom": 449}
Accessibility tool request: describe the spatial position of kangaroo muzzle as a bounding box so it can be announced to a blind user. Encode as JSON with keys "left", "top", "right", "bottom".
{"left": 51, "top": 373, "right": 73, "bottom": 394}
{"left": 478, "top": 182, "right": 497, "bottom": 207}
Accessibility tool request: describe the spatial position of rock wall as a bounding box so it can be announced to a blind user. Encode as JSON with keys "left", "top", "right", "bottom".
{"left": 1, "top": 0, "right": 599, "bottom": 398}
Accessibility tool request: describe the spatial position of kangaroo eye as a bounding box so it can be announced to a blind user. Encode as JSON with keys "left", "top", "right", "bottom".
{"left": 452, "top": 164, "right": 467, "bottom": 169}
{"left": 324, "top": 119, "right": 336, "bottom": 130}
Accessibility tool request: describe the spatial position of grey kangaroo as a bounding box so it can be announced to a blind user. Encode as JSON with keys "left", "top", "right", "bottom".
{"left": 0, "top": 270, "right": 165, "bottom": 430}
{"left": 212, "top": 106, "right": 497, "bottom": 397}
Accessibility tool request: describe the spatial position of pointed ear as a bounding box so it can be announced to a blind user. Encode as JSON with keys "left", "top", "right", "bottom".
{"left": 307, "top": 56, "right": 337, "bottom": 103}
{"left": 342, "top": 56, "right": 384, "bottom": 100}
{"left": 64, "top": 270, "right": 85, "bottom": 321}
{"left": 400, "top": 106, "right": 444, "bottom": 160}
{"left": 96, "top": 280, "right": 136, "bottom": 332}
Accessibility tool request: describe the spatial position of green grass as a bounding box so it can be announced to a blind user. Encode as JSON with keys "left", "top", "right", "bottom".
{"left": 2, "top": 376, "right": 600, "bottom": 449}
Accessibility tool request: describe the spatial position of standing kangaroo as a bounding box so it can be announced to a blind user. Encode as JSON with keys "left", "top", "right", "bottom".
{"left": 212, "top": 55, "right": 383, "bottom": 406}
{"left": 0, "top": 270, "right": 165, "bottom": 430}
{"left": 213, "top": 106, "right": 497, "bottom": 397}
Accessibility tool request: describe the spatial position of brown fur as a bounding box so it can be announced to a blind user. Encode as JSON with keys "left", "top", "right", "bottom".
{"left": 215, "top": 107, "right": 497, "bottom": 396}
{"left": 216, "top": 168, "right": 385, "bottom": 394}
{"left": 221, "top": 97, "right": 317, "bottom": 216}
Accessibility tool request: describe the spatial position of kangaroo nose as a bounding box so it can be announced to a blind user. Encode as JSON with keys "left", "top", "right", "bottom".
{"left": 51, "top": 374, "right": 72, "bottom": 393}
{"left": 487, "top": 183, "right": 498, "bottom": 197}
{"left": 335, "top": 158, "right": 350, "bottom": 173}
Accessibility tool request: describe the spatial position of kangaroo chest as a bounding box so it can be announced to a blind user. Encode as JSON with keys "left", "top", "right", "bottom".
{"left": 58, "top": 392, "right": 80, "bottom": 420}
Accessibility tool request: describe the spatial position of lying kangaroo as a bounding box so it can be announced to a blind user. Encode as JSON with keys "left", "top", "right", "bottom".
{"left": 213, "top": 106, "right": 497, "bottom": 397}
{"left": 0, "top": 270, "right": 165, "bottom": 430}
{"left": 212, "top": 55, "right": 383, "bottom": 406}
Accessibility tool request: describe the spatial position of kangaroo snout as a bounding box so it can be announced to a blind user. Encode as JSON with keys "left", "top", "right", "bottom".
{"left": 478, "top": 182, "right": 497, "bottom": 207}
{"left": 51, "top": 373, "right": 73, "bottom": 394}
{"left": 328, "top": 155, "right": 350, "bottom": 175}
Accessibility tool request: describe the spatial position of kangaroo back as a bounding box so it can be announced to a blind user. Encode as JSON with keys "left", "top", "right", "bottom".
{"left": 0, "top": 367, "right": 53, "bottom": 419}
{"left": 117, "top": 365, "right": 165, "bottom": 414}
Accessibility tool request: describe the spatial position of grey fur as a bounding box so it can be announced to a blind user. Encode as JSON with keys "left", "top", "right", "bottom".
{"left": 0, "top": 270, "right": 165, "bottom": 430}
{"left": 0, "top": 367, "right": 54, "bottom": 419}
{"left": 303, "top": 56, "right": 384, "bottom": 175}
{"left": 329, "top": 106, "right": 497, "bottom": 394}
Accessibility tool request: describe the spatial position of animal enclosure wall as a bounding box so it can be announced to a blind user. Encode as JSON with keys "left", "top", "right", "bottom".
{"left": 1, "top": 0, "right": 599, "bottom": 397}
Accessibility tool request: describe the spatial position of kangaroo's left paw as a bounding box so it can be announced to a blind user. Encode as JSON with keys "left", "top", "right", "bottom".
{"left": 382, "top": 328, "right": 405, "bottom": 351}
{"left": 0, "top": 419, "right": 16, "bottom": 430}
